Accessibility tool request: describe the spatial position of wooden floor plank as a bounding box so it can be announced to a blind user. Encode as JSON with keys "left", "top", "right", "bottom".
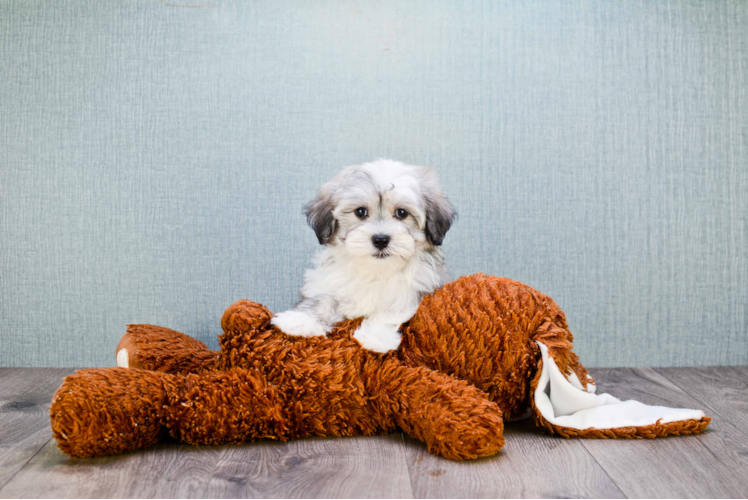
{"left": 403, "top": 418, "right": 625, "bottom": 499}
{"left": 0, "top": 368, "right": 75, "bottom": 491}
{"left": 0, "top": 368, "right": 74, "bottom": 413}
{"left": 0, "top": 439, "right": 225, "bottom": 498}
{"left": 1, "top": 367, "right": 746, "bottom": 498}
{"left": 657, "top": 366, "right": 748, "bottom": 431}
{"left": 203, "top": 434, "right": 414, "bottom": 499}
{"left": 0, "top": 413, "right": 53, "bottom": 490}
{"left": 577, "top": 367, "right": 748, "bottom": 499}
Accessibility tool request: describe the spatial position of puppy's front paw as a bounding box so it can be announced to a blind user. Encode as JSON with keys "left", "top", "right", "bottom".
{"left": 353, "top": 322, "right": 402, "bottom": 353}
{"left": 271, "top": 310, "right": 327, "bottom": 337}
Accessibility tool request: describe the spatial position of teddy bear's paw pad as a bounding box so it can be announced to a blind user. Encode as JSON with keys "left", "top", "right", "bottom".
{"left": 116, "top": 348, "right": 129, "bottom": 368}
{"left": 115, "top": 329, "right": 149, "bottom": 370}
{"left": 115, "top": 325, "right": 216, "bottom": 373}
{"left": 115, "top": 333, "right": 141, "bottom": 369}
{"left": 271, "top": 310, "right": 328, "bottom": 338}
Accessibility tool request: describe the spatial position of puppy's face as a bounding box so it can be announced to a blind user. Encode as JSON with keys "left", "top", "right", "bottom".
{"left": 305, "top": 160, "right": 456, "bottom": 267}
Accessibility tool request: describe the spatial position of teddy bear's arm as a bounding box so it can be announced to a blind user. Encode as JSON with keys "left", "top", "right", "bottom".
{"left": 366, "top": 359, "right": 505, "bottom": 460}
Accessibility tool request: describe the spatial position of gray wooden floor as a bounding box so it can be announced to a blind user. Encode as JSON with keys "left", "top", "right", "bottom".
{"left": 0, "top": 366, "right": 747, "bottom": 498}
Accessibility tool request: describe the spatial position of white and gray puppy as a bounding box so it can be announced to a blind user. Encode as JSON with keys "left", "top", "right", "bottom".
{"left": 271, "top": 159, "right": 457, "bottom": 353}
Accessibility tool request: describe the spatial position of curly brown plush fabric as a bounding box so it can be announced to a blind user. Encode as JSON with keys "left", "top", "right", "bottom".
{"left": 116, "top": 324, "right": 218, "bottom": 373}
{"left": 49, "top": 274, "right": 709, "bottom": 460}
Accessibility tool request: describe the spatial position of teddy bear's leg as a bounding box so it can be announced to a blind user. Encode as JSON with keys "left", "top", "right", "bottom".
{"left": 368, "top": 360, "right": 505, "bottom": 460}
{"left": 116, "top": 324, "right": 219, "bottom": 374}
{"left": 51, "top": 368, "right": 174, "bottom": 457}
{"left": 51, "top": 366, "right": 292, "bottom": 457}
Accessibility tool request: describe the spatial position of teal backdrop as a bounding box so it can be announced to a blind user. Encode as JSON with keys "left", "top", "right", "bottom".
{"left": 1, "top": 0, "right": 746, "bottom": 367}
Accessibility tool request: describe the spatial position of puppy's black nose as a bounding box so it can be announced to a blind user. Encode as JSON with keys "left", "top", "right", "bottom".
{"left": 372, "top": 234, "right": 390, "bottom": 250}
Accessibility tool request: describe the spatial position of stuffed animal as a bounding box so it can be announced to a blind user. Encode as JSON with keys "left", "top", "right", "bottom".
{"left": 49, "top": 274, "right": 710, "bottom": 460}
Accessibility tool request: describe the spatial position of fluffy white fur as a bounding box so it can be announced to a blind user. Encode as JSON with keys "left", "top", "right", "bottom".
{"left": 271, "top": 159, "right": 457, "bottom": 353}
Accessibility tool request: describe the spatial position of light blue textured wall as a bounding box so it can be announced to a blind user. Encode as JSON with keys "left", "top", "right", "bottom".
{"left": 1, "top": 0, "right": 746, "bottom": 368}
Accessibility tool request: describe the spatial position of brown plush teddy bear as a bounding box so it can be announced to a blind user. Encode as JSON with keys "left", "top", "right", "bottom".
{"left": 49, "top": 274, "right": 710, "bottom": 460}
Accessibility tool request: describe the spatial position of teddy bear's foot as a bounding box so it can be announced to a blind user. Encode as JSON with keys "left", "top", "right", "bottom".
{"left": 50, "top": 368, "right": 173, "bottom": 457}
{"left": 116, "top": 324, "right": 218, "bottom": 374}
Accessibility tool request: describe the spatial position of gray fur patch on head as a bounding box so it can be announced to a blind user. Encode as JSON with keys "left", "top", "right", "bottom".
{"left": 305, "top": 160, "right": 456, "bottom": 247}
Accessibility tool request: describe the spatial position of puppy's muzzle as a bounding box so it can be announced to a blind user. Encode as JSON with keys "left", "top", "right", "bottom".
{"left": 372, "top": 234, "right": 390, "bottom": 250}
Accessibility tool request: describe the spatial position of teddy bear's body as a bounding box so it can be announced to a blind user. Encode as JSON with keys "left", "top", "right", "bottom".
{"left": 50, "top": 274, "right": 710, "bottom": 460}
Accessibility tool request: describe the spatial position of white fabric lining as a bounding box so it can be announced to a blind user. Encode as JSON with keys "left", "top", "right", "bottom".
{"left": 534, "top": 342, "right": 705, "bottom": 430}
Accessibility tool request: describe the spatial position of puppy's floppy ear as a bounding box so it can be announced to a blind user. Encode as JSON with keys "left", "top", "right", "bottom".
{"left": 424, "top": 195, "right": 457, "bottom": 246}
{"left": 421, "top": 172, "right": 457, "bottom": 246}
{"left": 304, "top": 182, "right": 338, "bottom": 245}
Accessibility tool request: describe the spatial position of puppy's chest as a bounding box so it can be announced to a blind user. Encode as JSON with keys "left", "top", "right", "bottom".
{"left": 335, "top": 276, "right": 418, "bottom": 318}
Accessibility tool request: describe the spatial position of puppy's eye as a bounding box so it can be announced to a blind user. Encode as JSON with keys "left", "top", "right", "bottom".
{"left": 395, "top": 208, "right": 408, "bottom": 220}
{"left": 354, "top": 207, "right": 368, "bottom": 219}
